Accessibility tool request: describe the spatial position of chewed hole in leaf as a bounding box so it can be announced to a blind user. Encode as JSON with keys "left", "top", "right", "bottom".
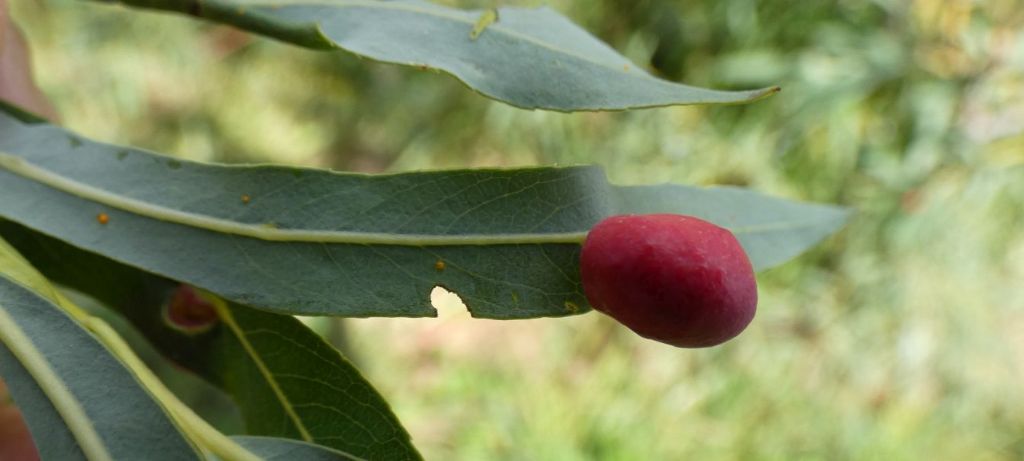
{"left": 162, "top": 284, "right": 219, "bottom": 334}
{"left": 430, "top": 286, "right": 470, "bottom": 319}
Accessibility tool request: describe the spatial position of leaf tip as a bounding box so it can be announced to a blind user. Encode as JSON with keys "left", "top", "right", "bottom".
{"left": 748, "top": 85, "right": 782, "bottom": 103}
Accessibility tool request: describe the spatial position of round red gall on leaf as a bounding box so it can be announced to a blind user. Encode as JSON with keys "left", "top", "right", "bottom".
{"left": 580, "top": 214, "right": 757, "bottom": 348}
{"left": 163, "top": 284, "right": 219, "bottom": 334}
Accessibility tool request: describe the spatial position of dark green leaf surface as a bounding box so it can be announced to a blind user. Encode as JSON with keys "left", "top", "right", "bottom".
{"left": 203, "top": 302, "right": 421, "bottom": 460}
{"left": 231, "top": 436, "right": 364, "bottom": 460}
{"left": 94, "top": 0, "right": 777, "bottom": 111}
{"left": 0, "top": 245, "right": 201, "bottom": 461}
{"left": 0, "top": 111, "right": 848, "bottom": 319}
{"left": 0, "top": 222, "right": 421, "bottom": 460}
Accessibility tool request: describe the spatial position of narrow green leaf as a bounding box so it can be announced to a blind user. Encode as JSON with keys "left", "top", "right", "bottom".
{"left": 91, "top": 0, "right": 777, "bottom": 111}
{"left": 0, "top": 240, "right": 202, "bottom": 461}
{"left": 0, "top": 222, "right": 422, "bottom": 460}
{"left": 231, "top": 436, "right": 363, "bottom": 461}
{"left": 0, "top": 111, "right": 848, "bottom": 319}
{"left": 201, "top": 299, "right": 421, "bottom": 460}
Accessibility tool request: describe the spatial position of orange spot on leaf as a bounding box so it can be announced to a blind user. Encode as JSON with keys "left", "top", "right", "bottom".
{"left": 96, "top": 213, "right": 109, "bottom": 225}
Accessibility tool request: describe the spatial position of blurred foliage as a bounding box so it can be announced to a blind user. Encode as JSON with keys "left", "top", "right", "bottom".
{"left": 8, "top": 0, "right": 1024, "bottom": 459}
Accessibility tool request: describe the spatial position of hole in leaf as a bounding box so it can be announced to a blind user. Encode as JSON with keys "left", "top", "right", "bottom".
{"left": 430, "top": 286, "right": 470, "bottom": 319}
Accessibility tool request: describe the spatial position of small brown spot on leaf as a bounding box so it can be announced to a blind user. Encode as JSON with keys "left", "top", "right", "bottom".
{"left": 241, "top": 194, "right": 251, "bottom": 204}
{"left": 435, "top": 260, "right": 446, "bottom": 271}
{"left": 96, "top": 213, "right": 109, "bottom": 225}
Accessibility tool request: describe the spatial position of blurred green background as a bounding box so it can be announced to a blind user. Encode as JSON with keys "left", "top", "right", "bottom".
{"left": 8, "top": 0, "right": 1024, "bottom": 459}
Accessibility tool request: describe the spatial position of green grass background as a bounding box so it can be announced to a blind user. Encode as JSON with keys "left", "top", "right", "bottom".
{"left": 9, "top": 0, "right": 1024, "bottom": 459}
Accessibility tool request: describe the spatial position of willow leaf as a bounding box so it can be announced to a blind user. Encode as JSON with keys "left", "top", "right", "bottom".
{"left": 91, "top": 0, "right": 777, "bottom": 111}
{"left": 0, "top": 222, "right": 421, "bottom": 460}
{"left": 0, "top": 238, "right": 202, "bottom": 461}
{"left": 231, "top": 436, "right": 364, "bottom": 461}
{"left": 210, "top": 301, "right": 421, "bottom": 460}
{"left": 0, "top": 110, "right": 848, "bottom": 319}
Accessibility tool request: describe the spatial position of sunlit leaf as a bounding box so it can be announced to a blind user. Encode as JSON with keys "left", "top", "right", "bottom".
{"left": 92, "top": 0, "right": 777, "bottom": 111}
{"left": 0, "top": 110, "right": 848, "bottom": 318}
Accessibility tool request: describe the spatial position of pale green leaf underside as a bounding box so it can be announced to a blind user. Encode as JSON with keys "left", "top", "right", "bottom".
{"left": 0, "top": 112, "right": 848, "bottom": 319}
{"left": 0, "top": 244, "right": 200, "bottom": 461}
{"left": 95, "top": 0, "right": 778, "bottom": 111}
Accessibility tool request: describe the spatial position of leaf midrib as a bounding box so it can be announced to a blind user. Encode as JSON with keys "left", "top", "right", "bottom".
{"left": 0, "top": 151, "right": 842, "bottom": 247}
{"left": 0, "top": 278, "right": 112, "bottom": 461}
{"left": 0, "top": 153, "right": 586, "bottom": 246}
{"left": 214, "top": 301, "right": 314, "bottom": 443}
